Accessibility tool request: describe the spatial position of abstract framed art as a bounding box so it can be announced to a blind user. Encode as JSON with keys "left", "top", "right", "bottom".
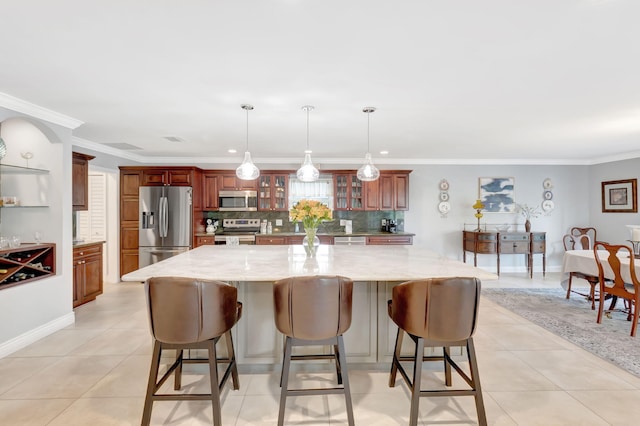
{"left": 478, "top": 177, "right": 515, "bottom": 213}
{"left": 601, "top": 178, "right": 637, "bottom": 213}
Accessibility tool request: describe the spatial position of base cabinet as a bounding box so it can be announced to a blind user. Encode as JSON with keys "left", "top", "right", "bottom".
{"left": 73, "top": 243, "right": 103, "bottom": 308}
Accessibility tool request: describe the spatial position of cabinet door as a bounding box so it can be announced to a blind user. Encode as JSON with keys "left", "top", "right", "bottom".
{"left": 334, "top": 173, "right": 364, "bottom": 211}
{"left": 82, "top": 254, "right": 103, "bottom": 300}
{"left": 258, "top": 175, "right": 272, "bottom": 210}
{"left": 272, "top": 174, "right": 288, "bottom": 211}
{"left": 364, "top": 180, "right": 379, "bottom": 210}
{"left": 141, "top": 169, "right": 167, "bottom": 186}
{"left": 72, "top": 262, "right": 81, "bottom": 307}
{"left": 394, "top": 174, "right": 409, "bottom": 210}
{"left": 220, "top": 174, "right": 257, "bottom": 190}
{"left": 72, "top": 152, "right": 93, "bottom": 210}
{"left": 334, "top": 174, "right": 349, "bottom": 210}
{"left": 168, "top": 170, "right": 192, "bottom": 186}
{"left": 195, "top": 236, "right": 215, "bottom": 247}
{"left": 379, "top": 174, "right": 394, "bottom": 210}
{"left": 256, "top": 236, "right": 287, "bottom": 245}
{"left": 366, "top": 235, "right": 413, "bottom": 245}
{"left": 202, "top": 173, "right": 219, "bottom": 209}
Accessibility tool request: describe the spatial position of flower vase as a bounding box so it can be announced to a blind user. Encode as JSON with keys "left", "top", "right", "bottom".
{"left": 302, "top": 227, "right": 320, "bottom": 257}
{"left": 525, "top": 219, "right": 531, "bottom": 232}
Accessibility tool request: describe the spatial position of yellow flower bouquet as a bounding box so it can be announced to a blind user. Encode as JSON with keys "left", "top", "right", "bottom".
{"left": 290, "top": 200, "right": 332, "bottom": 255}
{"left": 290, "top": 199, "right": 332, "bottom": 230}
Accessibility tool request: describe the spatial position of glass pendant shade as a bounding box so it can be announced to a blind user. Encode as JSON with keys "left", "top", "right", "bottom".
{"left": 236, "top": 151, "right": 260, "bottom": 180}
{"left": 357, "top": 152, "right": 380, "bottom": 181}
{"left": 296, "top": 151, "right": 320, "bottom": 182}
{"left": 236, "top": 104, "right": 259, "bottom": 180}
{"left": 0, "top": 123, "right": 6, "bottom": 160}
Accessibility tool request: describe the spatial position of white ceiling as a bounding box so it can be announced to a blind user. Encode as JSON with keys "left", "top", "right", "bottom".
{"left": 1, "top": 0, "right": 639, "bottom": 166}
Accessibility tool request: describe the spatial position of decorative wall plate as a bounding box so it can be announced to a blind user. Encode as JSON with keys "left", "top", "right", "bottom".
{"left": 543, "top": 190, "right": 553, "bottom": 200}
{"left": 542, "top": 199, "right": 555, "bottom": 212}
{"left": 439, "top": 179, "right": 449, "bottom": 191}
{"left": 438, "top": 201, "right": 451, "bottom": 214}
{"left": 543, "top": 178, "right": 553, "bottom": 189}
{"left": 439, "top": 191, "right": 449, "bottom": 201}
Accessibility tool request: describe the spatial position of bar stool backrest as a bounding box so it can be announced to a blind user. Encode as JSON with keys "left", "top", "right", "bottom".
{"left": 390, "top": 277, "right": 481, "bottom": 342}
{"left": 146, "top": 277, "right": 239, "bottom": 344}
{"left": 273, "top": 275, "right": 353, "bottom": 340}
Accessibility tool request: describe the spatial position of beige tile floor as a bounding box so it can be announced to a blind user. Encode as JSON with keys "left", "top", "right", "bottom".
{"left": 2, "top": 273, "right": 640, "bottom": 425}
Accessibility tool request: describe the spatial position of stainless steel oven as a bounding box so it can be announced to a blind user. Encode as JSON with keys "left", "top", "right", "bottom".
{"left": 218, "top": 190, "right": 258, "bottom": 211}
{"left": 214, "top": 218, "right": 259, "bottom": 245}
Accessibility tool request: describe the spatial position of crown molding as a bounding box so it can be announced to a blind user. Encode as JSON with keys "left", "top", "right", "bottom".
{"left": 0, "top": 92, "right": 83, "bottom": 129}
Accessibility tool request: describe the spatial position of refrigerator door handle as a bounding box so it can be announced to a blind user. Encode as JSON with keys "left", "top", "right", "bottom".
{"left": 162, "top": 196, "right": 169, "bottom": 238}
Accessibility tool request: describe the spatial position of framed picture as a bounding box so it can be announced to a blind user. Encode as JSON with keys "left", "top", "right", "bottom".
{"left": 478, "top": 177, "right": 515, "bottom": 212}
{"left": 601, "top": 179, "right": 637, "bottom": 213}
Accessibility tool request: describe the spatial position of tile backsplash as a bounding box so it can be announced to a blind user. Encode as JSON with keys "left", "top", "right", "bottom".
{"left": 203, "top": 210, "right": 405, "bottom": 233}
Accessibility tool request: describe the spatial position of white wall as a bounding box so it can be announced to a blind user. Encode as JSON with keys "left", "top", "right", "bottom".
{"left": 0, "top": 114, "right": 74, "bottom": 355}
{"left": 588, "top": 157, "right": 640, "bottom": 244}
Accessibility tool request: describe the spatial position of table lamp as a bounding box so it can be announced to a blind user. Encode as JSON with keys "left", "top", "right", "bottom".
{"left": 472, "top": 199, "right": 485, "bottom": 231}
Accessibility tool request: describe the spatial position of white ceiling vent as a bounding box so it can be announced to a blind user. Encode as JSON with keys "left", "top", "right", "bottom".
{"left": 163, "top": 136, "right": 185, "bottom": 143}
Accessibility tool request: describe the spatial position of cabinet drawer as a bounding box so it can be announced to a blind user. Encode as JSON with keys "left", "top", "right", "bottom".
{"left": 195, "top": 236, "right": 215, "bottom": 246}
{"left": 255, "top": 236, "right": 288, "bottom": 245}
{"left": 500, "top": 232, "right": 529, "bottom": 242}
{"left": 366, "top": 236, "right": 413, "bottom": 245}
{"left": 476, "top": 242, "right": 497, "bottom": 253}
{"left": 500, "top": 241, "right": 529, "bottom": 254}
{"left": 532, "top": 242, "right": 546, "bottom": 253}
{"left": 73, "top": 243, "right": 102, "bottom": 259}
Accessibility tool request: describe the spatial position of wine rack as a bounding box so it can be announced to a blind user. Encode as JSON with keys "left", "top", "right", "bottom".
{"left": 0, "top": 243, "right": 56, "bottom": 289}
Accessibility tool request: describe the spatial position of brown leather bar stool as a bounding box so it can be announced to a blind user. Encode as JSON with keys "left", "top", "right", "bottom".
{"left": 141, "top": 277, "right": 242, "bottom": 426}
{"left": 388, "top": 277, "right": 486, "bottom": 426}
{"left": 273, "top": 275, "right": 354, "bottom": 426}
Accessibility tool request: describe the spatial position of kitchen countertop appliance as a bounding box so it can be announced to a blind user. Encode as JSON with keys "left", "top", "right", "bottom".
{"left": 139, "top": 186, "right": 192, "bottom": 268}
{"left": 215, "top": 218, "right": 260, "bottom": 244}
{"left": 381, "top": 218, "right": 397, "bottom": 233}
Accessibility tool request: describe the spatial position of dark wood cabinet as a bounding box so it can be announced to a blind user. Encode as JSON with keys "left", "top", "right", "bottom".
{"left": 202, "top": 172, "right": 219, "bottom": 210}
{"left": 258, "top": 173, "right": 289, "bottom": 211}
{"left": 462, "top": 231, "right": 546, "bottom": 277}
{"left": 119, "top": 168, "right": 142, "bottom": 277}
{"left": 366, "top": 235, "right": 413, "bottom": 245}
{"left": 334, "top": 173, "right": 364, "bottom": 211}
{"left": 141, "top": 168, "right": 193, "bottom": 186}
{"left": 72, "top": 152, "right": 95, "bottom": 211}
{"left": 219, "top": 173, "right": 258, "bottom": 191}
{"left": 0, "top": 243, "right": 56, "bottom": 290}
{"left": 73, "top": 242, "right": 103, "bottom": 307}
{"left": 255, "top": 235, "right": 288, "bottom": 245}
{"left": 194, "top": 235, "right": 215, "bottom": 247}
{"left": 379, "top": 172, "right": 409, "bottom": 211}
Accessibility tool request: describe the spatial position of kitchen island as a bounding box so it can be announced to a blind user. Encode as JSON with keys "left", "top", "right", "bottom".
{"left": 123, "top": 245, "right": 497, "bottom": 367}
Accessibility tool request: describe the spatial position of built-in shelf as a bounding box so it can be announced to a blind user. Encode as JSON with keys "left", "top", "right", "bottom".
{"left": 0, "top": 243, "right": 56, "bottom": 290}
{"left": 0, "top": 164, "right": 49, "bottom": 174}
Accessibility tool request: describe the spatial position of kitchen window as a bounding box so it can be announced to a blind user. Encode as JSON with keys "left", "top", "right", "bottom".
{"left": 288, "top": 174, "right": 334, "bottom": 209}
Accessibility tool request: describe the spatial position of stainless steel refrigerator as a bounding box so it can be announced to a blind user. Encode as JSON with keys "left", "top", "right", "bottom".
{"left": 139, "top": 186, "right": 192, "bottom": 268}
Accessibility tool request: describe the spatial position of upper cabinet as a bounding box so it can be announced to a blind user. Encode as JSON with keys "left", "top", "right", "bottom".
{"left": 219, "top": 173, "right": 258, "bottom": 191}
{"left": 72, "top": 152, "right": 95, "bottom": 211}
{"left": 379, "top": 172, "right": 410, "bottom": 211}
{"left": 141, "top": 168, "right": 192, "bottom": 186}
{"left": 258, "top": 173, "right": 289, "bottom": 211}
{"left": 334, "top": 173, "right": 364, "bottom": 211}
{"left": 202, "top": 172, "right": 219, "bottom": 210}
{"left": 334, "top": 170, "right": 411, "bottom": 211}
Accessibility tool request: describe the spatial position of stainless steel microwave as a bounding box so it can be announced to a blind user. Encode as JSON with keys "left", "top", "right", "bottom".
{"left": 218, "top": 190, "right": 258, "bottom": 211}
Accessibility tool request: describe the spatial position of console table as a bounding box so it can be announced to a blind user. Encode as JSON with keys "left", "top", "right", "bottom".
{"left": 462, "top": 230, "right": 546, "bottom": 277}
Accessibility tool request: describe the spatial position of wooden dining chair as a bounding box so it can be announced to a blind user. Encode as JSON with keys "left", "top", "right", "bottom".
{"left": 593, "top": 242, "right": 640, "bottom": 337}
{"left": 563, "top": 231, "right": 598, "bottom": 308}
{"left": 570, "top": 227, "right": 597, "bottom": 250}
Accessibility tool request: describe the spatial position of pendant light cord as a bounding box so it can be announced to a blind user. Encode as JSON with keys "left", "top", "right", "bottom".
{"left": 246, "top": 108, "right": 249, "bottom": 151}
{"left": 306, "top": 108, "right": 310, "bottom": 150}
{"left": 367, "top": 111, "right": 370, "bottom": 153}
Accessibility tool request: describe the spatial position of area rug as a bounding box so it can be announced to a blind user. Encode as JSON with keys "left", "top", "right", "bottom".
{"left": 482, "top": 288, "right": 640, "bottom": 377}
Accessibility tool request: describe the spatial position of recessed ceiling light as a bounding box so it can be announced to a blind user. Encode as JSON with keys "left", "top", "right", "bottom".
{"left": 228, "top": 149, "right": 237, "bottom": 154}
{"left": 380, "top": 150, "right": 389, "bottom": 155}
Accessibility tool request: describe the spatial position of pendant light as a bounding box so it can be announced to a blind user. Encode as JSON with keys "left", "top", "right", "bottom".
{"left": 236, "top": 104, "right": 260, "bottom": 180}
{"left": 357, "top": 107, "right": 380, "bottom": 182}
{"left": 296, "top": 105, "right": 320, "bottom": 182}
{"left": 0, "top": 122, "right": 7, "bottom": 160}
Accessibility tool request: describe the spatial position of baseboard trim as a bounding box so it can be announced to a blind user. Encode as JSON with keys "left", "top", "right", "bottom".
{"left": 0, "top": 312, "right": 76, "bottom": 358}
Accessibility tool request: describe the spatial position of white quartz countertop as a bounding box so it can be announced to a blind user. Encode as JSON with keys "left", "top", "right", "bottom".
{"left": 122, "top": 245, "right": 498, "bottom": 283}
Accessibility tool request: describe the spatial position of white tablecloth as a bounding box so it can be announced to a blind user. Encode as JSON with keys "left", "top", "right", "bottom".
{"left": 562, "top": 249, "right": 640, "bottom": 284}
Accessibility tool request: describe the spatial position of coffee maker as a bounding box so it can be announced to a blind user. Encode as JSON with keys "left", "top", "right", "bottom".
{"left": 381, "top": 218, "right": 397, "bottom": 233}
